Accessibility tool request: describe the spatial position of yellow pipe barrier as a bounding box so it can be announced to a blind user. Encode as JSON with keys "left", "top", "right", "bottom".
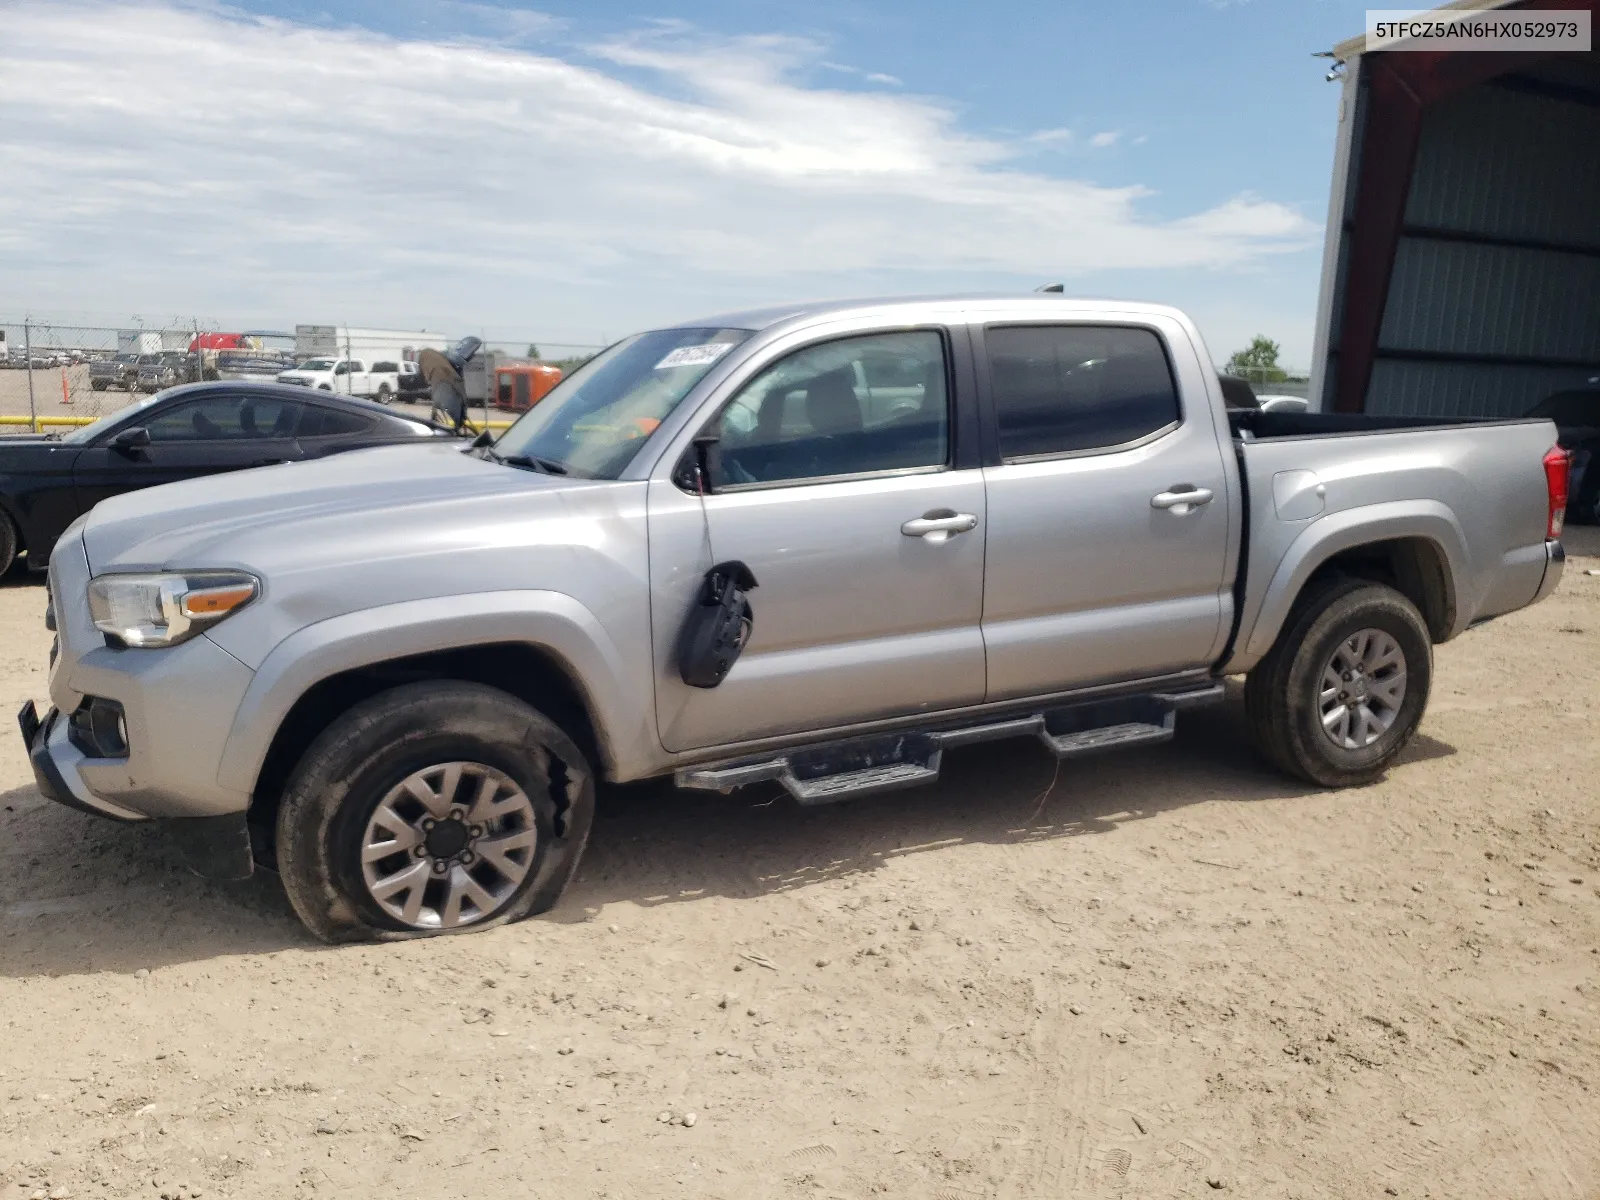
{"left": 0, "top": 415, "right": 96, "bottom": 428}
{"left": 3, "top": 415, "right": 518, "bottom": 432}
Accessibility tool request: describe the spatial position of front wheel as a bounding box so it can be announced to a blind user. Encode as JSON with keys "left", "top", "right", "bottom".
{"left": 376, "top": 383, "right": 392, "bottom": 402}
{"left": 1244, "top": 579, "right": 1432, "bottom": 787}
{"left": 275, "top": 681, "right": 595, "bottom": 943}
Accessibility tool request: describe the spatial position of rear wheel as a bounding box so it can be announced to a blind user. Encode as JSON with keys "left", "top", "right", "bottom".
{"left": 0, "top": 515, "right": 18, "bottom": 578}
{"left": 1244, "top": 579, "right": 1431, "bottom": 787}
{"left": 275, "top": 681, "right": 595, "bottom": 943}
{"left": 376, "top": 383, "right": 392, "bottom": 402}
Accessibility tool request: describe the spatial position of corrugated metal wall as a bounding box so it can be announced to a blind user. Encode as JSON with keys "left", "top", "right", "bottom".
{"left": 1364, "top": 64, "right": 1600, "bottom": 419}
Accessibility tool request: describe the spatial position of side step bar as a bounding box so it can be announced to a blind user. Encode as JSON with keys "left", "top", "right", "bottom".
{"left": 675, "top": 683, "right": 1224, "bottom": 806}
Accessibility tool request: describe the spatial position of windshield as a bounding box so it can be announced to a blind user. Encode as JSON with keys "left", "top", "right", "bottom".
{"left": 297, "top": 358, "right": 336, "bottom": 371}
{"left": 60, "top": 393, "right": 164, "bottom": 444}
{"left": 490, "top": 327, "right": 752, "bottom": 478}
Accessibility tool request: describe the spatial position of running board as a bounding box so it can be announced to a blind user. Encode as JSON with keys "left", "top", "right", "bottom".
{"left": 675, "top": 683, "right": 1224, "bottom": 806}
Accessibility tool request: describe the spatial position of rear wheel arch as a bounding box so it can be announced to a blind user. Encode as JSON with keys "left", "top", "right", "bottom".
{"left": 1237, "top": 507, "right": 1470, "bottom": 671}
{"left": 1299, "top": 535, "right": 1456, "bottom": 642}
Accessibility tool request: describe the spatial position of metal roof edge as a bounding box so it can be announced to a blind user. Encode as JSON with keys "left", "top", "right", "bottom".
{"left": 1332, "top": 0, "right": 1524, "bottom": 62}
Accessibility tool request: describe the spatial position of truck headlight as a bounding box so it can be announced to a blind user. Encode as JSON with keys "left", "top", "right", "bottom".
{"left": 87, "top": 571, "right": 259, "bottom": 647}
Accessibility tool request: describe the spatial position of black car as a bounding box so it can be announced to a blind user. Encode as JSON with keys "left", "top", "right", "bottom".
{"left": 1526, "top": 384, "right": 1600, "bottom": 525}
{"left": 0, "top": 381, "right": 456, "bottom": 576}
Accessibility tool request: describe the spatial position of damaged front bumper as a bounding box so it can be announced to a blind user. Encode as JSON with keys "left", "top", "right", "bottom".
{"left": 18, "top": 699, "right": 254, "bottom": 881}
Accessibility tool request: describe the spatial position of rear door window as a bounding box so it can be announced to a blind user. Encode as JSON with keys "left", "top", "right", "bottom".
{"left": 986, "top": 325, "right": 1180, "bottom": 460}
{"left": 298, "top": 405, "right": 374, "bottom": 438}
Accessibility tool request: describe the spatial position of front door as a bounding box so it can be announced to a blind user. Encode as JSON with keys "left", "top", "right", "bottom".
{"left": 73, "top": 391, "right": 305, "bottom": 511}
{"left": 649, "top": 328, "right": 987, "bottom": 752}
{"left": 978, "top": 320, "right": 1234, "bottom": 701}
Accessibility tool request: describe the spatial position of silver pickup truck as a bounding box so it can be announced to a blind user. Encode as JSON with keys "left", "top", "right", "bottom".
{"left": 20, "top": 296, "right": 1568, "bottom": 943}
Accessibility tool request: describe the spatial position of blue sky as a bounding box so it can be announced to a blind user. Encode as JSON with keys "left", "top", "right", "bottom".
{"left": 0, "top": 0, "right": 1380, "bottom": 363}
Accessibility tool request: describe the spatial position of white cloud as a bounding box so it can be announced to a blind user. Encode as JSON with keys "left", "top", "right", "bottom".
{"left": 0, "top": 2, "right": 1316, "bottom": 340}
{"left": 1027, "top": 127, "right": 1075, "bottom": 146}
{"left": 443, "top": 2, "right": 562, "bottom": 41}
{"left": 1090, "top": 130, "right": 1122, "bottom": 148}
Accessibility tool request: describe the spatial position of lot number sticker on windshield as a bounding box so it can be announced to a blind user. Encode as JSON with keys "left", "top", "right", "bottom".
{"left": 655, "top": 343, "right": 734, "bottom": 370}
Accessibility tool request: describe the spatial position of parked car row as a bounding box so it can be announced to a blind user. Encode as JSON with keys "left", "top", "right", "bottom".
{"left": 1, "top": 350, "right": 94, "bottom": 369}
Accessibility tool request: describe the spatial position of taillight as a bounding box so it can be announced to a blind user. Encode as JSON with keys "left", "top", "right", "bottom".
{"left": 1543, "top": 445, "right": 1570, "bottom": 539}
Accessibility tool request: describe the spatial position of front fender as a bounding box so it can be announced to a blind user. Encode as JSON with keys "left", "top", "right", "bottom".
{"left": 214, "top": 589, "right": 654, "bottom": 795}
{"left": 1226, "top": 500, "right": 1469, "bottom": 674}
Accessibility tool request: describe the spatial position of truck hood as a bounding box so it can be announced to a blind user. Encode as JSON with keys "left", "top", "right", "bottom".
{"left": 82, "top": 441, "right": 579, "bottom": 572}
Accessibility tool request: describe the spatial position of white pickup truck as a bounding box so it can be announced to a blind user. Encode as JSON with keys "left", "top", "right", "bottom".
{"left": 277, "top": 357, "right": 405, "bottom": 401}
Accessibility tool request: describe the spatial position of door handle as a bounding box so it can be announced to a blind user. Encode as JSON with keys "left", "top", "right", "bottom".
{"left": 901, "top": 511, "right": 978, "bottom": 542}
{"left": 1150, "top": 485, "right": 1214, "bottom": 515}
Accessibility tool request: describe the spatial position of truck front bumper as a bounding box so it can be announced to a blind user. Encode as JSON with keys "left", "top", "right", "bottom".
{"left": 18, "top": 699, "right": 254, "bottom": 881}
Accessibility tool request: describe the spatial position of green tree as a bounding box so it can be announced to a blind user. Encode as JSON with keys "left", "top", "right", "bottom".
{"left": 526, "top": 344, "right": 541, "bottom": 359}
{"left": 1227, "top": 335, "right": 1286, "bottom": 383}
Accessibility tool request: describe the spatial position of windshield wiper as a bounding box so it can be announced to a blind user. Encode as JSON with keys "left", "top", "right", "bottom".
{"left": 501, "top": 454, "right": 569, "bottom": 475}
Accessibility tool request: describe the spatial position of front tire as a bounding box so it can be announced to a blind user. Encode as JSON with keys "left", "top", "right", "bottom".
{"left": 376, "top": 383, "right": 392, "bottom": 402}
{"left": 275, "top": 681, "right": 595, "bottom": 943}
{"left": 1244, "top": 579, "right": 1432, "bottom": 788}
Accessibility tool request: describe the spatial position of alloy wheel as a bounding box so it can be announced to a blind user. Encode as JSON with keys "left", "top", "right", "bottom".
{"left": 359, "top": 761, "right": 538, "bottom": 930}
{"left": 1318, "top": 627, "right": 1407, "bottom": 750}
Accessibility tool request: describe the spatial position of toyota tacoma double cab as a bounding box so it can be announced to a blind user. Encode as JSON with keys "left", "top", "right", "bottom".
{"left": 21, "top": 296, "right": 1568, "bottom": 943}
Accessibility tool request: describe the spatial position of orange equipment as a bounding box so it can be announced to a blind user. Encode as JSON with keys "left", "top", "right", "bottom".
{"left": 492, "top": 362, "right": 563, "bottom": 412}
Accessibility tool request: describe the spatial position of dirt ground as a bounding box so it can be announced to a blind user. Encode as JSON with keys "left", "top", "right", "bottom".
{"left": 1, "top": 537, "right": 1597, "bottom": 1200}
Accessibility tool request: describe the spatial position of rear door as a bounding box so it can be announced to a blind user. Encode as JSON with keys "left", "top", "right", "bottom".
{"left": 73, "top": 391, "right": 306, "bottom": 510}
{"left": 977, "top": 318, "right": 1234, "bottom": 701}
{"left": 648, "top": 325, "right": 988, "bottom": 751}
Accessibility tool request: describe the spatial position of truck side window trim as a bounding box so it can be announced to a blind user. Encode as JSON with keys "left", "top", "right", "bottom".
{"left": 688, "top": 326, "right": 959, "bottom": 494}
{"left": 982, "top": 322, "right": 1186, "bottom": 465}
{"left": 712, "top": 462, "right": 949, "bottom": 494}
{"left": 996, "top": 417, "right": 1181, "bottom": 466}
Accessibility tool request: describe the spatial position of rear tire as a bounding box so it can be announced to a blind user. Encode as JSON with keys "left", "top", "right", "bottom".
{"left": 1244, "top": 578, "right": 1432, "bottom": 788}
{"left": 275, "top": 681, "right": 595, "bottom": 944}
{"left": 376, "top": 383, "right": 392, "bottom": 402}
{"left": 0, "top": 515, "right": 18, "bottom": 578}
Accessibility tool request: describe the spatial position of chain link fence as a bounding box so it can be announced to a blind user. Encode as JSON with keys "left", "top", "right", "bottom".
{"left": 0, "top": 317, "right": 604, "bottom": 435}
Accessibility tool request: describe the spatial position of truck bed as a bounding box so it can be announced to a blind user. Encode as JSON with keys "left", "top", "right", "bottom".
{"left": 1222, "top": 411, "right": 1559, "bottom": 675}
